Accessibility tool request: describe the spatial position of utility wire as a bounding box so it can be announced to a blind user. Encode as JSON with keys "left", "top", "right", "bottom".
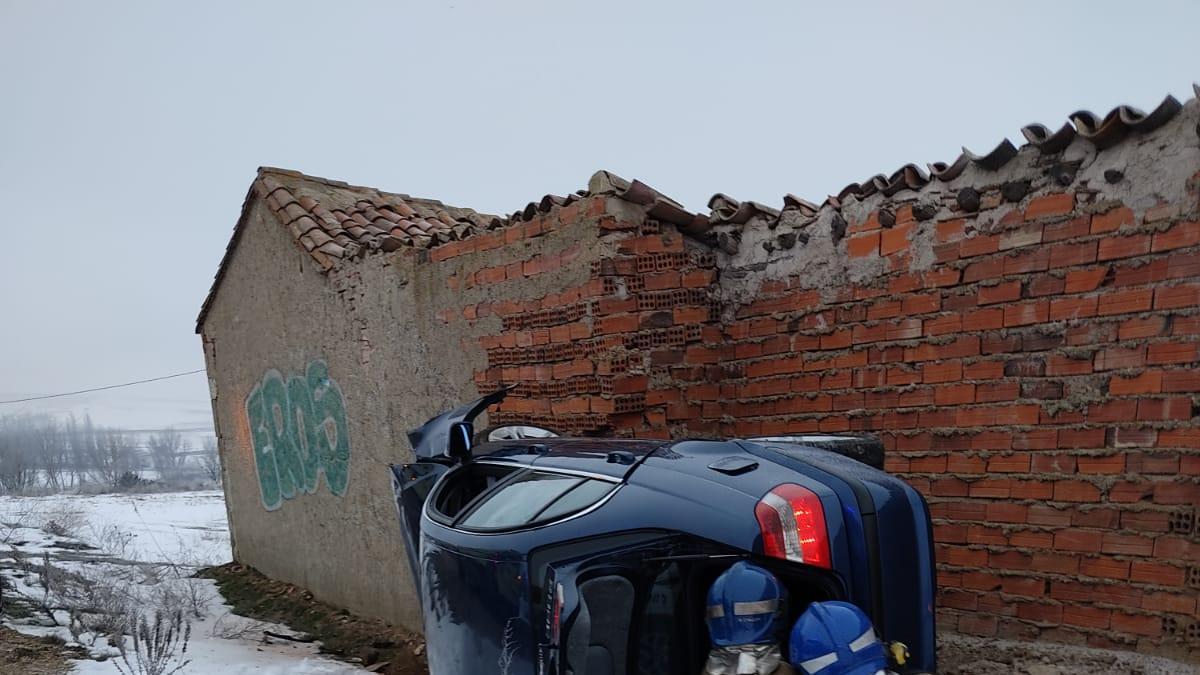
{"left": 0, "top": 369, "right": 206, "bottom": 405}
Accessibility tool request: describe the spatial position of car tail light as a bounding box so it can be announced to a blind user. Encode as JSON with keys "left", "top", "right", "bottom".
{"left": 755, "top": 483, "right": 831, "bottom": 569}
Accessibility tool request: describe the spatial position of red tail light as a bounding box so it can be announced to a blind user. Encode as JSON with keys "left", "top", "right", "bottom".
{"left": 755, "top": 483, "right": 831, "bottom": 569}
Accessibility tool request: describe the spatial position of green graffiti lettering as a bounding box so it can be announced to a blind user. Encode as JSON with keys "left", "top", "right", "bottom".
{"left": 286, "top": 375, "right": 322, "bottom": 494}
{"left": 307, "top": 360, "right": 350, "bottom": 496}
{"left": 246, "top": 385, "right": 282, "bottom": 510}
{"left": 244, "top": 360, "right": 351, "bottom": 509}
{"left": 261, "top": 371, "right": 301, "bottom": 500}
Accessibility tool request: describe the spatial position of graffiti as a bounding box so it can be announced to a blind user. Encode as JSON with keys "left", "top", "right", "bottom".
{"left": 245, "top": 360, "right": 350, "bottom": 510}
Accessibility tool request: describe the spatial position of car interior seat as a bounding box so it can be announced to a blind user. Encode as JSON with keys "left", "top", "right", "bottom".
{"left": 565, "top": 575, "right": 634, "bottom": 675}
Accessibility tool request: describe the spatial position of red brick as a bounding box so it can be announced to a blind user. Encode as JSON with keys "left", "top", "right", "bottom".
{"left": 1003, "top": 301, "right": 1049, "bottom": 327}
{"left": 1096, "top": 288, "right": 1153, "bottom": 316}
{"left": 1109, "top": 371, "right": 1161, "bottom": 395}
{"left": 1063, "top": 266, "right": 1109, "bottom": 293}
{"left": 1152, "top": 536, "right": 1197, "bottom": 561}
{"left": 1153, "top": 481, "right": 1200, "bottom": 505}
{"left": 976, "top": 382, "right": 1019, "bottom": 403}
{"left": 880, "top": 222, "right": 916, "bottom": 257}
{"left": 1093, "top": 346, "right": 1145, "bottom": 372}
{"left": 847, "top": 231, "right": 879, "bottom": 258}
{"left": 1098, "top": 233, "right": 1151, "bottom": 261}
{"left": 1001, "top": 576, "right": 1045, "bottom": 597}
{"left": 1016, "top": 601, "right": 1063, "bottom": 624}
{"left": 1063, "top": 605, "right": 1112, "bottom": 630}
{"left": 1162, "top": 370, "right": 1200, "bottom": 392}
{"left": 902, "top": 292, "right": 941, "bottom": 315}
{"left": 922, "top": 360, "right": 963, "bottom": 384}
{"left": 1091, "top": 205, "right": 1134, "bottom": 234}
{"left": 1046, "top": 354, "right": 1092, "bottom": 376}
{"left": 963, "top": 257, "right": 1004, "bottom": 283}
{"left": 1154, "top": 282, "right": 1200, "bottom": 310}
{"left": 1137, "top": 397, "right": 1192, "bottom": 421}
{"left": 1060, "top": 427, "right": 1104, "bottom": 449}
{"left": 1151, "top": 220, "right": 1200, "bottom": 252}
{"left": 1102, "top": 532, "right": 1154, "bottom": 557}
{"left": 1034, "top": 552, "right": 1080, "bottom": 575}
{"left": 978, "top": 281, "right": 1021, "bottom": 305}
{"left": 1142, "top": 590, "right": 1196, "bottom": 615}
{"left": 596, "top": 313, "right": 638, "bottom": 334}
{"left": 1130, "top": 561, "right": 1186, "bottom": 586}
{"left": 1147, "top": 341, "right": 1198, "bottom": 365}
{"left": 1026, "top": 192, "right": 1075, "bottom": 219}
{"left": 1054, "top": 528, "right": 1102, "bottom": 552}
{"left": 960, "top": 233, "right": 1001, "bottom": 258}
{"left": 1089, "top": 399, "right": 1138, "bottom": 423}
{"left": 1053, "top": 480, "right": 1102, "bottom": 503}
{"left": 1080, "top": 556, "right": 1130, "bottom": 580}
{"left": 1049, "top": 241, "right": 1097, "bottom": 268}
{"left": 1118, "top": 316, "right": 1168, "bottom": 341}
{"left": 985, "top": 502, "right": 1027, "bottom": 523}
{"left": 681, "top": 269, "right": 714, "bottom": 288}
{"left": 1048, "top": 296, "right": 1098, "bottom": 321}
{"left": 644, "top": 271, "right": 680, "bottom": 290}
{"left": 1000, "top": 225, "right": 1044, "bottom": 251}
{"left": 1044, "top": 216, "right": 1091, "bottom": 242}
{"left": 935, "top": 218, "right": 966, "bottom": 243}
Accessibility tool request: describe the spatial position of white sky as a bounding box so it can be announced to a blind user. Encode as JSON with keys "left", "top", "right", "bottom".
{"left": 1, "top": 0, "right": 1198, "bottom": 438}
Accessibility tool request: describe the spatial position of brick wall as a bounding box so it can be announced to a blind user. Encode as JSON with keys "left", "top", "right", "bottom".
{"left": 427, "top": 101, "right": 1200, "bottom": 659}
{"left": 706, "top": 188, "right": 1200, "bottom": 658}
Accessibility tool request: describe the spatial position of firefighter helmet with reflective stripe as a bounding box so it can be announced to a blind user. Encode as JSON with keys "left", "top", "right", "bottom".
{"left": 788, "top": 601, "right": 887, "bottom": 675}
{"left": 705, "top": 561, "right": 787, "bottom": 646}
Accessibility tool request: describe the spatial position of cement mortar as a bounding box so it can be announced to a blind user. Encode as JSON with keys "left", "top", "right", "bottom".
{"left": 938, "top": 631, "right": 1199, "bottom": 675}
{"left": 716, "top": 98, "right": 1200, "bottom": 310}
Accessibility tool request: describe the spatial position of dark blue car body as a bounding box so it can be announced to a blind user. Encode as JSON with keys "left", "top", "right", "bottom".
{"left": 391, "top": 393, "right": 936, "bottom": 675}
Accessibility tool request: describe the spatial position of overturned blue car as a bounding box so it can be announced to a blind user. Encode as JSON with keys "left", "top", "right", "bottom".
{"left": 391, "top": 389, "right": 936, "bottom": 675}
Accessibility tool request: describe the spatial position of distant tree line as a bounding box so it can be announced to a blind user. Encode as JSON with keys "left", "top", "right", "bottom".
{"left": 0, "top": 414, "right": 220, "bottom": 495}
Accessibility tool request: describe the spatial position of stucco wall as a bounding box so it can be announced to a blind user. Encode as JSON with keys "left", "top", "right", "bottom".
{"left": 200, "top": 196, "right": 611, "bottom": 629}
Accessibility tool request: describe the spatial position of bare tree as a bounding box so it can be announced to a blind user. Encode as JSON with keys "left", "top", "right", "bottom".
{"left": 36, "top": 418, "right": 70, "bottom": 491}
{"left": 198, "top": 437, "right": 221, "bottom": 486}
{"left": 147, "top": 429, "right": 188, "bottom": 484}
{"left": 0, "top": 415, "right": 38, "bottom": 493}
{"left": 65, "top": 415, "right": 100, "bottom": 485}
{"left": 96, "top": 431, "right": 140, "bottom": 488}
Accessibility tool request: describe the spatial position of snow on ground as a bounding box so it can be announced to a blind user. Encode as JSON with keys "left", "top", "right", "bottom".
{"left": 0, "top": 490, "right": 363, "bottom": 674}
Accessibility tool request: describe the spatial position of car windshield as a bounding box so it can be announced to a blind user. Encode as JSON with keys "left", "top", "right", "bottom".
{"left": 458, "top": 470, "right": 614, "bottom": 530}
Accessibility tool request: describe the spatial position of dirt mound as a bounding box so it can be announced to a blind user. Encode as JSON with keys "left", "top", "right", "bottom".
{"left": 0, "top": 625, "right": 86, "bottom": 675}
{"left": 199, "top": 563, "right": 428, "bottom": 674}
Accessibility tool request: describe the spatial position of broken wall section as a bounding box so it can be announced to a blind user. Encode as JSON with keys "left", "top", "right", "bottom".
{"left": 703, "top": 99, "right": 1200, "bottom": 659}
{"left": 431, "top": 195, "right": 722, "bottom": 439}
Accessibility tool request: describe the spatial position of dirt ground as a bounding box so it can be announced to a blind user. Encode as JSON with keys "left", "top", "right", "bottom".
{"left": 0, "top": 625, "right": 86, "bottom": 675}
{"left": 937, "top": 631, "right": 1199, "bottom": 675}
{"left": 199, "top": 563, "right": 428, "bottom": 674}
{"left": 200, "top": 564, "right": 1200, "bottom": 675}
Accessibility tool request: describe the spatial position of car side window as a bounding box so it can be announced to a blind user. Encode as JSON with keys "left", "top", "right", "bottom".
{"left": 447, "top": 468, "right": 616, "bottom": 531}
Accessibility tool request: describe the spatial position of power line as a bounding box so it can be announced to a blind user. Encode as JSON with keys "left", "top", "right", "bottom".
{"left": 0, "top": 369, "right": 206, "bottom": 405}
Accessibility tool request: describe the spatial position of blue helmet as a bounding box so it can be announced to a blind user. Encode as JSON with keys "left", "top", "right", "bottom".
{"left": 705, "top": 561, "right": 786, "bottom": 646}
{"left": 788, "top": 601, "right": 887, "bottom": 675}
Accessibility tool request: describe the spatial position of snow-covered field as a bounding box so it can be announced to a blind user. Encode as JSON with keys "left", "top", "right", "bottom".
{"left": 0, "top": 490, "right": 362, "bottom": 674}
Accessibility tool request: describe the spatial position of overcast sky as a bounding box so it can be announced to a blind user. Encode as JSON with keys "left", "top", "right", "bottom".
{"left": 1, "top": 1, "right": 1198, "bottom": 440}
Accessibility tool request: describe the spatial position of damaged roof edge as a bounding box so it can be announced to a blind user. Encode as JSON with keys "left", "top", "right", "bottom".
{"left": 197, "top": 87, "right": 1198, "bottom": 332}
